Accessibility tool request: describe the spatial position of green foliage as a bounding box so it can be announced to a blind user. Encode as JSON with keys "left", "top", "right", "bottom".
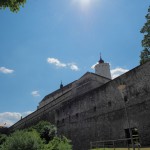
{"left": 140, "top": 6, "right": 150, "bottom": 64}
{"left": 40, "top": 124, "right": 57, "bottom": 143}
{"left": 1, "top": 130, "right": 44, "bottom": 150}
{"left": 0, "top": 0, "right": 26, "bottom": 12}
{"left": 0, "top": 134, "right": 7, "bottom": 146}
{"left": 0, "top": 121, "right": 72, "bottom": 150}
{"left": 140, "top": 48, "right": 150, "bottom": 65}
{"left": 44, "top": 136, "right": 72, "bottom": 150}
{"left": 30, "top": 121, "right": 57, "bottom": 143}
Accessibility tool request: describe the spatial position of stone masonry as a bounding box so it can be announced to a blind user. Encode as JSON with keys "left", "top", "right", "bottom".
{"left": 9, "top": 61, "right": 150, "bottom": 150}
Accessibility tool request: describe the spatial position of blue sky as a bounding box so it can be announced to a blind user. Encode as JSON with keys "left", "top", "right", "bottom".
{"left": 0, "top": 0, "right": 149, "bottom": 126}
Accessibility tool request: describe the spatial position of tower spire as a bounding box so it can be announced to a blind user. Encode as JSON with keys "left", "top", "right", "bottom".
{"left": 99, "top": 53, "right": 104, "bottom": 63}
{"left": 60, "top": 80, "right": 63, "bottom": 89}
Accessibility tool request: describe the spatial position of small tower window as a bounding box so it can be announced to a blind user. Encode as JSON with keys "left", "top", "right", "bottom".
{"left": 124, "top": 96, "right": 128, "bottom": 102}
{"left": 94, "top": 106, "right": 96, "bottom": 111}
{"left": 108, "top": 101, "right": 112, "bottom": 107}
{"left": 62, "top": 118, "right": 64, "bottom": 123}
{"left": 76, "top": 113, "right": 79, "bottom": 118}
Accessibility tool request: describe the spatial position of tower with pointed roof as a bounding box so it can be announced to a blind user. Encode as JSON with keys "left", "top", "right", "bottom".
{"left": 94, "top": 54, "right": 111, "bottom": 79}
{"left": 60, "top": 81, "right": 63, "bottom": 89}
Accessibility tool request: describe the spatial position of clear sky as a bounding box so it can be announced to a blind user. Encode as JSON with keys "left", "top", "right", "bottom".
{"left": 0, "top": 0, "right": 149, "bottom": 126}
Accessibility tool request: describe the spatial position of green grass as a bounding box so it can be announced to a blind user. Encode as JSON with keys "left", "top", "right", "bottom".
{"left": 92, "top": 148, "right": 150, "bottom": 150}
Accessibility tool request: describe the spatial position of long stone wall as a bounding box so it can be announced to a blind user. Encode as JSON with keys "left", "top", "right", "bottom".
{"left": 38, "top": 82, "right": 73, "bottom": 108}
{"left": 9, "top": 61, "right": 150, "bottom": 150}
{"left": 9, "top": 89, "right": 72, "bottom": 131}
{"left": 56, "top": 61, "right": 150, "bottom": 150}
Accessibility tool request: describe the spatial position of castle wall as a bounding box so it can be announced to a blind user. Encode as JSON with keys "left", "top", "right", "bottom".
{"left": 38, "top": 82, "right": 73, "bottom": 108}
{"left": 9, "top": 89, "right": 73, "bottom": 131}
{"left": 71, "top": 72, "right": 110, "bottom": 97}
{"left": 9, "top": 61, "right": 150, "bottom": 150}
{"left": 56, "top": 61, "right": 150, "bottom": 150}
{"left": 38, "top": 72, "right": 110, "bottom": 109}
{"left": 9, "top": 73, "right": 109, "bottom": 131}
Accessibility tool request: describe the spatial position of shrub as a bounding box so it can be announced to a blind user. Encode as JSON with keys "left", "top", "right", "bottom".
{"left": 44, "top": 136, "right": 72, "bottom": 150}
{"left": 0, "top": 134, "right": 7, "bottom": 147}
{"left": 1, "top": 130, "right": 43, "bottom": 150}
{"left": 29, "top": 121, "right": 57, "bottom": 143}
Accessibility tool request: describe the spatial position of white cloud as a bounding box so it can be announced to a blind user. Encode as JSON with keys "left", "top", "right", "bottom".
{"left": 0, "top": 111, "right": 32, "bottom": 127}
{"left": 31, "top": 91, "right": 40, "bottom": 97}
{"left": 47, "top": 57, "right": 79, "bottom": 71}
{"left": 47, "top": 58, "right": 66, "bottom": 67}
{"left": 111, "top": 68, "right": 129, "bottom": 79}
{"left": 68, "top": 63, "right": 79, "bottom": 71}
{"left": 0, "top": 67, "right": 14, "bottom": 74}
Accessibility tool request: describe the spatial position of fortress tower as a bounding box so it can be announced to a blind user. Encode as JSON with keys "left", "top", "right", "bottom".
{"left": 94, "top": 54, "right": 111, "bottom": 79}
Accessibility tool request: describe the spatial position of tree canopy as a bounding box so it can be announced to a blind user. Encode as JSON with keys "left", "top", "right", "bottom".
{"left": 0, "top": 134, "right": 7, "bottom": 146}
{"left": 140, "top": 6, "right": 150, "bottom": 65}
{"left": 44, "top": 136, "right": 72, "bottom": 150}
{"left": 0, "top": 130, "right": 43, "bottom": 150}
{"left": 0, "top": 121, "right": 72, "bottom": 150}
{"left": 0, "top": 0, "right": 26, "bottom": 12}
{"left": 30, "top": 121, "right": 57, "bottom": 143}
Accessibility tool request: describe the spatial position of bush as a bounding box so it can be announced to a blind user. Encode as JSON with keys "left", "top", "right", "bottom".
{"left": 30, "top": 121, "right": 57, "bottom": 143}
{"left": 0, "top": 134, "right": 7, "bottom": 147}
{"left": 44, "top": 136, "right": 72, "bottom": 150}
{"left": 1, "top": 130, "right": 43, "bottom": 150}
{"left": 1, "top": 121, "right": 72, "bottom": 150}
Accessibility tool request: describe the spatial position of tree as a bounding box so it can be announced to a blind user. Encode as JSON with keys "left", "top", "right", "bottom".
{"left": 29, "top": 121, "right": 57, "bottom": 143}
{"left": 1, "top": 130, "right": 44, "bottom": 150}
{"left": 0, "top": 0, "right": 26, "bottom": 12}
{"left": 140, "top": 6, "right": 150, "bottom": 65}
{"left": 0, "top": 134, "right": 7, "bottom": 147}
{"left": 1, "top": 121, "right": 72, "bottom": 150}
{"left": 140, "top": 48, "right": 150, "bottom": 65}
{"left": 44, "top": 136, "right": 72, "bottom": 150}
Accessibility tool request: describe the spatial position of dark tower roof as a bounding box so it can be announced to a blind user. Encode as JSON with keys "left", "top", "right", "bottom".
{"left": 98, "top": 53, "right": 104, "bottom": 63}
{"left": 60, "top": 81, "right": 63, "bottom": 89}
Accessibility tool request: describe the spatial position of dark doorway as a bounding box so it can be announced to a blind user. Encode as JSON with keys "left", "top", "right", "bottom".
{"left": 125, "top": 128, "right": 131, "bottom": 144}
{"left": 124, "top": 127, "right": 140, "bottom": 144}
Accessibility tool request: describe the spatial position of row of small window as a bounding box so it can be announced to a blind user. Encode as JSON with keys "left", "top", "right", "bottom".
{"left": 56, "top": 105, "right": 98, "bottom": 125}
{"left": 57, "top": 113, "right": 79, "bottom": 125}
{"left": 56, "top": 102, "right": 113, "bottom": 125}
{"left": 57, "top": 101, "right": 112, "bottom": 117}
{"left": 57, "top": 105, "right": 72, "bottom": 115}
